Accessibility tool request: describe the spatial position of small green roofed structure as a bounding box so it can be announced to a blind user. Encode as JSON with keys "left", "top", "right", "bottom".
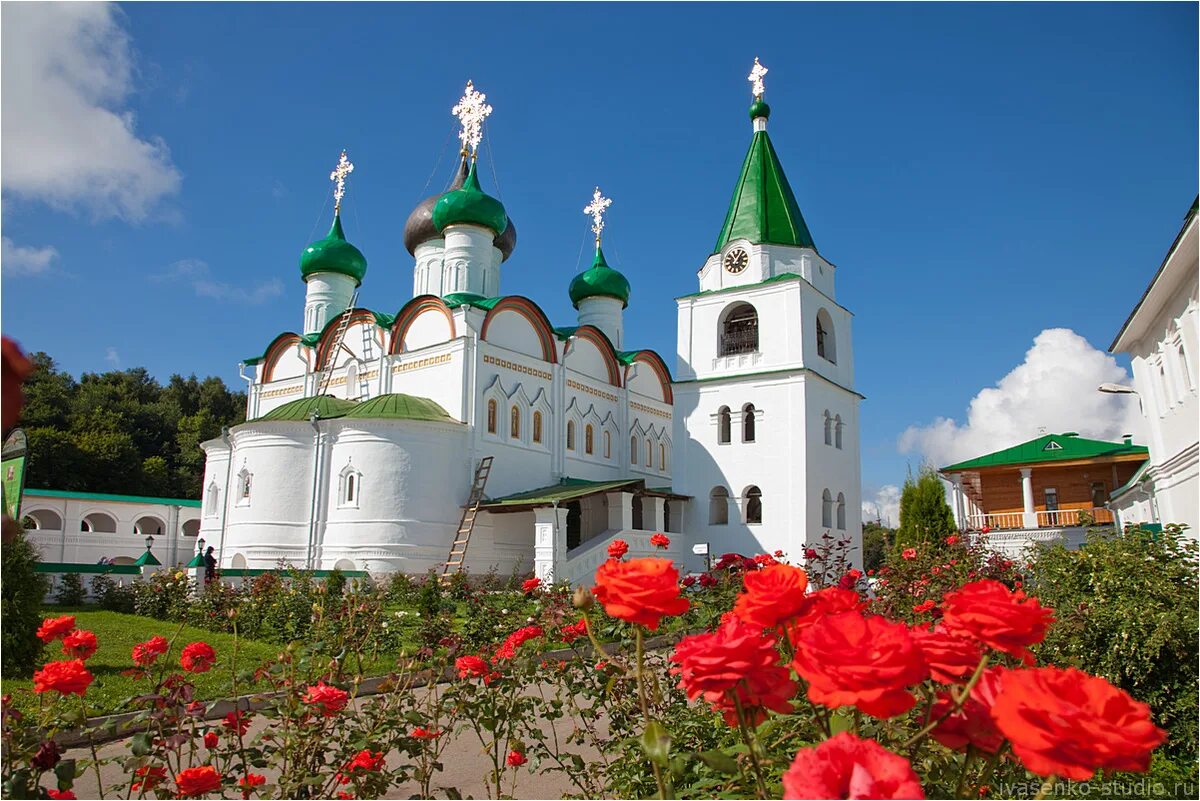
{"left": 432, "top": 160, "right": 508, "bottom": 235}
{"left": 256, "top": 395, "right": 359, "bottom": 422}
{"left": 941, "top": 433, "right": 1149, "bottom": 472}
{"left": 342, "top": 393, "right": 457, "bottom": 422}
{"left": 185, "top": 552, "right": 205, "bottom": 568}
{"left": 713, "top": 101, "right": 817, "bottom": 253}
{"left": 134, "top": 550, "right": 162, "bottom": 567}
{"left": 300, "top": 214, "right": 368, "bottom": 285}
{"left": 568, "top": 246, "right": 631, "bottom": 309}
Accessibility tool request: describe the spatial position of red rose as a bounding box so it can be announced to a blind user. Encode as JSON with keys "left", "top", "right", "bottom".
{"left": 698, "top": 573, "right": 717, "bottom": 588}
{"left": 223, "top": 710, "right": 251, "bottom": 736}
{"left": 132, "top": 765, "right": 167, "bottom": 792}
{"left": 132, "top": 635, "right": 170, "bottom": 666}
{"left": 180, "top": 641, "right": 217, "bottom": 673}
{"left": 733, "top": 563, "right": 809, "bottom": 629}
{"left": 592, "top": 557, "right": 689, "bottom": 630}
{"left": 521, "top": 577, "right": 542, "bottom": 595}
{"left": 456, "top": 655, "right": 490, "bottom": 679}
{"left": 783, "top": 588, "right": 864, "bottom": 640}
{"left": 910, "top": 625, "right": 983, "bottom": 685}
{"left": 650, "top": 532, "right": 671, "bottom": 549}
{"left": 239, "top": 773, "right": 266, "bottom": 798}
{"left": 946, "top": 534, "right": 961, "bottom": 545}
{"left": 411, "top": 727, "right": 442, "bottom": 739}
{"left": 560, "top": 619, "right": 588, "bottom": 644}
{"left": 36, "top": 616, "right": 76, "bottom": 644}
{"left": 175, "top": 765, "right": 223, "bottom": 797}
{"left": 345, "top": 749, "right": 386, "bottom": 772}
{"left": 607, "top": 539, "right": 629, "bottom": 559}
{"left": 804, "top": 548, "right": 818, "bottom": 560}
{"left": 991, "top": 666, "right": 1167, "bottom": 780}
{"left": 46, "top": 791, "right": 76, "bottom": 800}
{"left": 494, "top": 625, "right": 543, "bottom": 660}
{"left": 670, "top": 615, "right": 796, "bottom": 727}
{"left": 303, "top": 680, "right": 349, "bottom": 716}
{"left": 931, "top": 666, "right": 1007, "bottom": 754}
{"left": 1, "top": 337, "right": 33, "bottom": 436}
{"left": 941, "top": 580, "right": 1054, "bottom": 663}
{"left": 681, "top": 575, "right": 696, "bottom": 588}
{"left": 33, "top": 660, "right": 93, "bottom": 696}
{"left": 203, "top": 731, "right": 219, "bottom": 748}
{"left": 782, "top": 732, "right": 925, "bottom": 800}
{"left": 902, "top": 548, "right": 917, "bottom": 561}
{"left": 792, "top": 612, "right": 928, "bottom": 718}
{"left": 61, "top": 630, "right": 98, "bottom": 660}
{"left": 506, "top": 749, "right": 527, "bottom": 767}
{"left": 912, "top": 600, "right": 936, "bottom": 614}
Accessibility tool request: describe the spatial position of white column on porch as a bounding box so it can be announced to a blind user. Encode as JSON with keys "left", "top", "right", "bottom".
{"left": 948, "top": 473, "right": 965, "bottom": 529}
{"left": 607, "top": 492, "right": 634, "bottom": 531}
{"left": 533, "top": 506, "right": 570, "bottom": 583}
{"left": 1020, "top": 468, "right": 1037, "bottom": 528}
{"left": 647, "top": 497, "right": 666, "bottom": 532}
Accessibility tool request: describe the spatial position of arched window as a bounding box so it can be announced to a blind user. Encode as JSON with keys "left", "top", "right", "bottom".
{"left": 836, "top": 492, "right": 846, "bottom": 530}
{"left": 823, "top": 411, "right": 833, "bottom": 446}
{"left": 486, "top": 400, "right": 497, "bottom": 434}
{"left": 81, "top": 512, "right": 117, "bottom": 533}
{"left": 659, "top": 443, "right": 666, "bottom": 471}
{"left": 717, "top": 406, "right": 731, "bottom": 444}
{"left": 25, "top": 509, "right": 63, "bottom": 530}
{"left": 816, "top": 309, "right": 836, "bottom": 363}
{"left": 237, "top": 469, "right": 253, "bottom": 505}
{"left": 346, "top": 362, "right": 359, "bottom": 398}
{"left": 709, "top": 487, "right": 729, "bottom": 525}
{"left": 834, "top": 415, "right": 843, "bottom": 450}
{"left": 742, "top": 403, "right": 756, "bottom": 442}
{"left": 821, "top": 489, "right": 833, "bottom": 528}
{"left": 182, "top": 519, "right": 200, "bottom": 537}
{"left": 205, "top": 481, "right": 220, "bottom": 517}
{"left": 347, "top": 474, "right": 356, "bottom": 501}
{"left": 604, "top": 430, "right": 612, "bottom": 459}
{"left": 339, "top": 463, "right": 362, "bottom": 507}
{"left": 645, "top": 438, "right": 652, "bottom": 466}
{"left": 719, "top": 302, "right": 759, "bottom": 355}
{"left": 631, "top": 435, "right": 639, "bottom": 465}
{"left": 585, "top": 424, "right": 595, "bottom": 455}
{"left": 567, "top": 421, "right": 576, "bottom": 451}
{"left": 533, "top": 411, "right": 543, "bottom": 444}
{"left": 134, "top": 516, "right": 165, "bottom": 537}
{"left": 510, "top": 406, "right": 521, "bottom": 439}
{"left": 745, "top": 486, "right": 762, "bottom": 524}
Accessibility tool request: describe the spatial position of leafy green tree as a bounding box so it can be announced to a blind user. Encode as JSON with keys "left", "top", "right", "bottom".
{"left": 1, "top": 525, "right": 49, "bottom": 677}
{"left": 894, "top": 467, "right": 957, "bottom": 550}
{"left": 862, "top": 521, "right": 892, "bottom": 572}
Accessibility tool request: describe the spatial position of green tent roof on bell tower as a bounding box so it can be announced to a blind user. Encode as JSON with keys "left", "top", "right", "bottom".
{"left": 712, "top": 103, "right": 817, "bottom": 254}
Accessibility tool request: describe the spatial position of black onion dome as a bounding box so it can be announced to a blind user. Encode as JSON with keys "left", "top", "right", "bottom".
{"left": 495, "top": 215, "right": 516, "bottom": 261}
{"left": 403, "top": 158, "right": 469, "bottom": 256}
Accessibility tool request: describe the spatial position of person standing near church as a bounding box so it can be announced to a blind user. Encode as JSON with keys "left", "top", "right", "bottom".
{"left": 203, "top": 546, "right": 217, "bottom": 584}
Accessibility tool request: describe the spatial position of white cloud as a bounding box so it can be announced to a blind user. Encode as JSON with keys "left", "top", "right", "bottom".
{"left": 105, "top": 347, "right": 120, "bottom": 367}
{"left": 863, "top": 485, "right": 902, "bottom": 529}
{"left": 1, "top": 236, "right": 59, "bottom": 275}
{"left": 0, "top": 3, "right": 181, "bottom": 221}
{"left": 899, "top": 328, "right": 1145, "bottom": 469}
{"left": 156, "top": 259, "right": 283, "bottom": 305}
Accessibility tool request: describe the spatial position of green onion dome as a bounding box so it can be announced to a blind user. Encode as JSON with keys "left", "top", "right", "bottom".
{"left": 300, "top": 214, "right": 368, "bottom": 286}
{"left": 568, "top": 246, "right": 631, "bottom": 309}
{"left": 405, "top": 158, "right": 517, "bottom": 261}
{"left": 749, "top": 99, "right": 771, "bottom": 120}
{"left": 432, "top": 160, "right": 508, "bottom": 236}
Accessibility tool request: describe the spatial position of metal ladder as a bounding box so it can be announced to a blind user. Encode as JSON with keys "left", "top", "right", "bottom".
{"left": 441, "top": 456, "right": 494, "bottom": 580}
{"left": 316, "top": 292, "right": 359, "bottom": 396}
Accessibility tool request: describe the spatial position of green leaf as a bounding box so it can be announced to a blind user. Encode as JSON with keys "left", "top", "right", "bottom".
{"left": 829, "top": 709, "right": 854, "bottom": 735}
{"left": 697, "top": 749, "right": 740, "bottom": 775}
{"left": 640, "top": 720, "right": 671, "bottom": 766}
{"left": 54, "top": 759, "right": 77, "bottom": 783}
{"left": 131, "top": 731, "right": 153, "bottom": 757}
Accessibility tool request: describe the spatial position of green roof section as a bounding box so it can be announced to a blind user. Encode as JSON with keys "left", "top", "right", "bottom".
{"left": 432, "top": 160, "right": 508, "bottom": 235}
{"left": 35, "top": 562, "right": 140, "bottom": 575}
{"left": 676, "top": 271, "right": 805, "bottom": 301}
{"left": 443, "top": 292, "right": 501, "bottom": 310}
{"left": 713, "top": 126, "right": 816, "bottom": 253}
{"left": 941, "top": 433, "right": 1149, "bottom": 472}
{"left": 25, "top": 488, "right": 202, "bottom": 508}
{"left": 300, "top": 213, "right": 368, "bottom": 285}
{"left": 255, "top": 395, "right": 359, "bottom": 422}
{"left": 186, "top": 553, "right": 206, "bottom": 568}
{"left": 483, "top": 478, "right": 642, "bottom": 510}
{"left": 134, "top": 550, "right": 162, "bottom": 566}
{"left": 568, "top": 246, "right": 631, "bottom": 309}
{"left": 343, "top": 393, "right": 457, "bottom": 422}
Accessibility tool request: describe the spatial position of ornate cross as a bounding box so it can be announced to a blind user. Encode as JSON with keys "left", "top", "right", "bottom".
{"left": 748, "top": 57, "right": 768, "bottom": 99}
{"left": 584, "top": 187, "right": 612, "bottom": 244}
{"left": 329, "top": 150, "right": 354, "bottom": 213}
{"left": 452, "top": 80, "right": 493, "bottom": 157}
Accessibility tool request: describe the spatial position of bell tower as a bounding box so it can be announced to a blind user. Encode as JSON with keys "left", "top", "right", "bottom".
{"left": 672, "top": 59, "right": 863, "bottom": 567}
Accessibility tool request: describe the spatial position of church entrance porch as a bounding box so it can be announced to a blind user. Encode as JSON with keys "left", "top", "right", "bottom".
{"left": 479, "top": 479, "right": 690, "bottom": 586}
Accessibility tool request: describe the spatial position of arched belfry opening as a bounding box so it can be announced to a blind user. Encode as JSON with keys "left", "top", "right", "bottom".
{"left": 719, "top": 303, "right": 758, "bottom": 356}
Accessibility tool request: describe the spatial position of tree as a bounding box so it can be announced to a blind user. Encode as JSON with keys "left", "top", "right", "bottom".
{"left": 862, "top": 522, "right": 892, "bottom": 572}
{"left": 894, "top": 467, "right": 957, "bottom": 550}
{"left": 1, "top": 524, "right": 48, "bottom": 677}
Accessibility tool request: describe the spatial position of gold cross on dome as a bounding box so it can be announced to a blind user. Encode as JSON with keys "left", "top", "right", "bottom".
{"left": 584, "top": 187, "right": 612, "bottom": 244}
{"left": 452, "top": 80, "right": 493, "bottom": 157}
{"left": 748, "top": 57, "right": 768, "bottom": 99}
{"left": 329, "top": 150, "right": 354, "bottom": 213}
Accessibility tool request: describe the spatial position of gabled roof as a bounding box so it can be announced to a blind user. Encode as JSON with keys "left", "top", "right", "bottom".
{"left": 713, "top": 129, "right": 816, "bottom": 253}
{"left": 941, "top": 433, "right": 1149, "bottom": 472}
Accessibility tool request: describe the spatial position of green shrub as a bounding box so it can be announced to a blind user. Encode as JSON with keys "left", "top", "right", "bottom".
{"left": 1028, "top": 524, "right": 1198, "bottom": 770}
{"left": 1, "top": 525, "right": 49, "bottom": 677}
{"left": 53, "top": 572, "right": 87, "bottom": 606}
{"left": 323, "top": 567, "right": 346, "bottom": 598}
{"left": 90, "top": 574, "right": 136, "bottom": 613}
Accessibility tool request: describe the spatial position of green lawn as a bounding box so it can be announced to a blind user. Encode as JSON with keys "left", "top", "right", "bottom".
{"left": 2, "top": 609, "right": 284, "bottom": 718}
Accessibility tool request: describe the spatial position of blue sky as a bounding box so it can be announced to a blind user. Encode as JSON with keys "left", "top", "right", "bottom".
{"left": 2, "top": 2, "right": 1196, "bottom": 518}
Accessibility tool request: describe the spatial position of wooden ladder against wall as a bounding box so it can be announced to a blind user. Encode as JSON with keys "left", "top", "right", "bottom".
{"left": 316, "top": 291, "right": 359, "bottom": 397}
{"left": 441, "top": 456, "right": 494, "bottom": 581}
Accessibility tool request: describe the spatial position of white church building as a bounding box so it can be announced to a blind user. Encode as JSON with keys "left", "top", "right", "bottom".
{"left": 199, "top": 66, "right": 862, "bottom": 582}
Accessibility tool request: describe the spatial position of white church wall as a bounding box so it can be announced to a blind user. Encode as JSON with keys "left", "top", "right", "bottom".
{"left": 388, "top": 340, "right": 468, "bottom": 421}
{"left": 398, "top": 306, "right": 456, "bottom": 353}
{"left": 199, "top": 439, "right": 230, "bottom": 547}
{"left": 803, "top": 376, "right": 863, "bottom": 564}
{"left": 563, "top": 336, "right": 617, "bottom": 388}
{"left": 482, "top": 308, "right": 551, "bottom": 362}
{"left": 675, "top": 281, "right": 801, "bottom": 382}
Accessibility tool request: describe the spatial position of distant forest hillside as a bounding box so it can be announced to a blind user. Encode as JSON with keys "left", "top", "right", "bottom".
{"left": 16, "top": 353, "right": 246, "bottom": 499}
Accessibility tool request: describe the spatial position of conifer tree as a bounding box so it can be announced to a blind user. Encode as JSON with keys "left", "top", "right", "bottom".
{"left": 894, "top": 467, "right": 957, "bottom": 549}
